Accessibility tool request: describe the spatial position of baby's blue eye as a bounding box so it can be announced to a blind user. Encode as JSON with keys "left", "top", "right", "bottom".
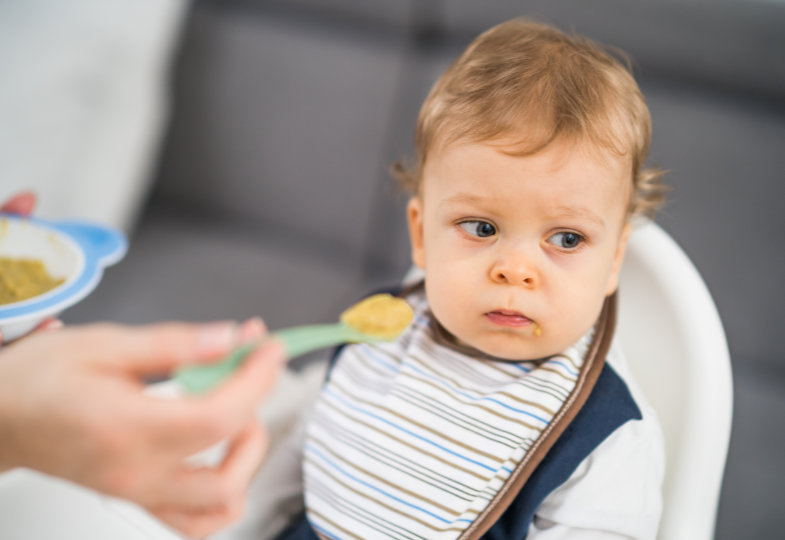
{"left": 548, "top": 231, "right": 584, "bottom": 250}
{"left": 459, "top": 221, "right": 496, "bottom": 238}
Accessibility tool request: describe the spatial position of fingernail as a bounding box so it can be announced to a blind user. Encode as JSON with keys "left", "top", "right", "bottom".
{"left": 196, "top": 322, "right": 238, "bottom": 356}
{"left": 238, "top": 317, "right": 266, "bottom": 343}
{"left": 251, "top": 316, "right": 267, "bottom": 334}
{"left": 41, "top": 319, "right": 64, "bottom": 331}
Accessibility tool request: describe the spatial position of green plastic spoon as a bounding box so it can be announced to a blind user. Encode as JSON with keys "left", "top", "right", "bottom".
{"left": 174, "top": 293, "right": 413, "bottom": 394}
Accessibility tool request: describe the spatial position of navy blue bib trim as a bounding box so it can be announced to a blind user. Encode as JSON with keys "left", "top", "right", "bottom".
{"left": 482, "top": 362, "right": 642, "bottom": 538}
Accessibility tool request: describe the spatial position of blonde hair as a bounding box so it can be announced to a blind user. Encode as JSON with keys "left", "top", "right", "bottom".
{"left": 393, "top": 18, "right": 666, "bottom": 218}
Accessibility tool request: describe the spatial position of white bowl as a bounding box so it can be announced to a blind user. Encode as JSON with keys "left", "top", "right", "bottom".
{"left": 0, "top": 214, "right": 126, "bottom": 341}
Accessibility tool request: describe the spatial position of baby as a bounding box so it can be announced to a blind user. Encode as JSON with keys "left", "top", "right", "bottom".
{"left": 275, "top": 18, "right": 666, "bottom": 540}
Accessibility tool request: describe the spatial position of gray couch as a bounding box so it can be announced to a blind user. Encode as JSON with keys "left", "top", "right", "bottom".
{"left": 67, "top": 1, "right": 785, "bottom": 537}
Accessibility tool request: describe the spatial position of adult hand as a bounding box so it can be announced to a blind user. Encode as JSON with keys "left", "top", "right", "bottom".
{"left": 0, "top": 319, "right": 285, "bottom": 538}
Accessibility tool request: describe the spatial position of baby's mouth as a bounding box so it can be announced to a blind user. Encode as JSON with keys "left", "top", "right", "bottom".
{"left": 484, "top": 310, "right": 533, "bottom": 328}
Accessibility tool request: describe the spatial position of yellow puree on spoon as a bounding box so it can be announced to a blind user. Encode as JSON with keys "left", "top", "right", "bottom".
{"left": 176, "top": 293, "right": 414, "bottom": 394}
{"left": 339, "top": 293, "right": 414, "bottom": 339}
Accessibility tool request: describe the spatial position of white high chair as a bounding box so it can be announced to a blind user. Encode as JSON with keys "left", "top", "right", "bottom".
{"left": 617, "top": 221, "right": 733, "bottom": 540}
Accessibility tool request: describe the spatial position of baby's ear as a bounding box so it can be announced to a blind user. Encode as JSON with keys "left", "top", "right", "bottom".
{"left": 605, "top": 222, "right": 631, "bottom": 296}
{"left": 406, "top": 197, "right": 426, "bottom": 269}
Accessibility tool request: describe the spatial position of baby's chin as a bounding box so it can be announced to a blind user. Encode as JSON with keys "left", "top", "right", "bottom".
{"left": 463, "top": 333, "right": 563, "bottom": 362}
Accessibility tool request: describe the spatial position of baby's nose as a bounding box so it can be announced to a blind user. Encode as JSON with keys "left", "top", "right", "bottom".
{"left": 490, "top": 255, "right": 538, "bottom": 288}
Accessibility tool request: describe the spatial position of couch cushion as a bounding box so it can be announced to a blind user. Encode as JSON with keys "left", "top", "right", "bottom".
{"left": 441, "top": 0, "right": 785, "bottom": 101}
{"left": 154, "top": 5, "right": 409, "bottom": 259}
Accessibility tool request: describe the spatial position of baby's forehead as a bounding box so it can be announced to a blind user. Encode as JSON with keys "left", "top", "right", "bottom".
{"left": 422, "top": 139, "right": 633, "bottom": 212}
{"left": 428, "top": 137, "right": 633, "bottom": 181}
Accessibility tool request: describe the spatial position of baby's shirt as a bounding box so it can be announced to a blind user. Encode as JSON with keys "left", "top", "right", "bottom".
{"left": 521, "top": 338, "right": 664, "bottom": 539}
{"left": 293, "top": 288, "right": 664, "bottom": 539}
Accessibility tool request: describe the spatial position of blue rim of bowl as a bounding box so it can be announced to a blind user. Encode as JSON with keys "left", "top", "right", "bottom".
{"left": 0, "top": 215, "right": 127, "bottom": 323}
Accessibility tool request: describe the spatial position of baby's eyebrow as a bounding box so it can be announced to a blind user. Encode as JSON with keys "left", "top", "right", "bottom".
{"left": 551, "top": 206, "right": 606, "bottom": 228}
{"left": 441, "top": 193, "right": 488, "bottom": 206}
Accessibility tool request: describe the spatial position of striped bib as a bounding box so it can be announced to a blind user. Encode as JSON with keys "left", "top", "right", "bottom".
{"left": 303, "top": 290, "right": 593, "bottom": 539}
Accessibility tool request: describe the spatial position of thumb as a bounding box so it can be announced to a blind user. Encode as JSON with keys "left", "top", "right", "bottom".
{"left": 1, "top": 191, "right": 36, "bottom": 215}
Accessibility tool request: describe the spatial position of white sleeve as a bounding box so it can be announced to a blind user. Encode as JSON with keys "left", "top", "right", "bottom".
{"left": 526, "top": 408, "right": 665, "bottom": 540}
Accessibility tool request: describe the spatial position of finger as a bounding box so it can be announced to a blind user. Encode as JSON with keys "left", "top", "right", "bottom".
{"left": 143, "top": 336, "right": 285, "bottom": 448}
{"left": 152, "top": 503, "right": 244, "bottom": 540}
{"left": 237, "top": 316, "right": 267, "bottom": 340}
{"left": 147, "top": 421, "right": 266, "bottom": 509}
{"left": 201, "top": 338, "right": 285, "bottom": 425}
{"left": 0, "top": 191, "right": 36, "bottom": 214}
{"left": 135, "top": 319, "right": 281, "bottom": 445}
{"left": 78, "top": 321, "right": 241, "bottom": 375}
{"left": 35, "top": 318, "right": 63, "bottom": 332}
{"left": 0, "top": 318, "right": 62, "bottom": 347}
{"left": 214, "top": 420, "right": 268, "bottom": 493}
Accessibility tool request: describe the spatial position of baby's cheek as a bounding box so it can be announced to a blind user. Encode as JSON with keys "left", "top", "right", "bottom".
{"left": 560, "top": 289, "right": 607, "bottom": 343}
{"left": 426, "top": 283, "right": 462, "bottom": 331}
{"left": 426, "top": 285, "right": 452, "bottom": 323}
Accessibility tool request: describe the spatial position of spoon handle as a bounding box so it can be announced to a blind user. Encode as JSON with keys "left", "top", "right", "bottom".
{"left": 174, "top": 323, "right": 362, "bottom": 394}
{"left": 275, "top": 323, "right": 364, "bottom": 358}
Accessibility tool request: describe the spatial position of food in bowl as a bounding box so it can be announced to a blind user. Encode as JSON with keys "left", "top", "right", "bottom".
{"left": 0, "top": 214, "right": 126, "bottom": 341}
{"left": 0, "top": 257, "right": 65, "bottom": 305}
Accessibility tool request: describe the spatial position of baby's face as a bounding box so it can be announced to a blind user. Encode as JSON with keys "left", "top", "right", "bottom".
{"left": 407, "top": 139, "right": 631, "bottom": 360}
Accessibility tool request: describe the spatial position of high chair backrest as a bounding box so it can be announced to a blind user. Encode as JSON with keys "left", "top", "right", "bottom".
{"left": 617, "top": 221, "right": 733, "bottom": 540}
